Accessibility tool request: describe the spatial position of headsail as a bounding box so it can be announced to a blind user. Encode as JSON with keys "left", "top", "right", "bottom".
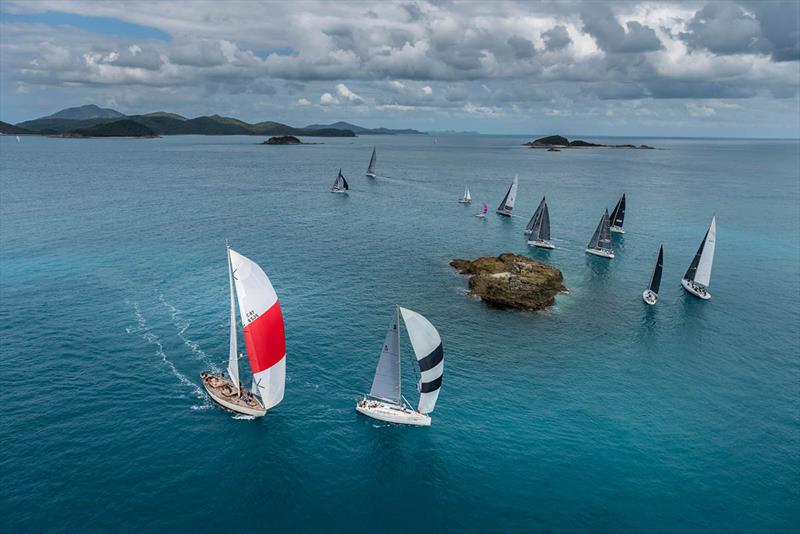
{"left": 369, "top": 308, "right": 401, "bottom": 404}
{"left": 525, "top": 196, "right": 546, "bottom": 234}
{"left": 465, "top": 187, "right": 471, "bottom": 201}
{"left": 399, "top": 307, "right": 443, "bottom": 414}
{"left": 649, "top": 245, "right": 664, "bottom": 294}
{"left": 496, "top": 175, "right": 518, "bottom": 214}
{"left": 229, "top": 248, "right": 286, "bottom": 410}
{"left": 610, "top": 194, "right": 626, "bottom": 228}
{"left": 226, "top": 248, "right": 240, "bottom": 394}
{"left": 367, "top": 147, "right": 377, "bottom": 175}
{"left": 539, "top": 203, "right": 551, "bottom": 241}
{"left": 684, "top": 216, "right": 716, "bottom": 286}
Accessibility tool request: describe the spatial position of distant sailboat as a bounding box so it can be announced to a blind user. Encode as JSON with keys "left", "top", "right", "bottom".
{"left": 331, "top": 168, "right": 349, "bottom": 193}
{"left": 475, "top": 202, "right": 489, "bottom": 218}
{"left": 366, "top": 146, "right": 377, "bottom": 178}
{"left": 356, "top": 306, "right": 444, "bottom": 426}
{"left": 16, "top": 136, "right": 21, "bottom": 143}
{"left": 200, "top": 245, "right": 286, "bottom": 417}
{"left": 585, "top": 209, "right": 615, "bottom": 259}
{"left": 681, "top": 216, "right": 716, "bottom": 300}
{"left": 527, "top": 197, "right": 554, "bottom": 249}
{"left": 458, "top": 186, "right": 472, "bottom": 204}
{"left": 643, "top": 245, "right": 663, "bottom": 305}
{"left": 609, "top": 194, "right": 626, "bottom": 233}
{"left": 496, "top": 175, "right": 518, "bottom": 216}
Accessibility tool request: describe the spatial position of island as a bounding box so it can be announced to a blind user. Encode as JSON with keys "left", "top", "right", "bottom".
{"left": 450, "top": 253, "right": 566, "bottom": 311}
{"left": 262, "top": 135, "right": 302, "bottom": 145}
{"left": 524, "top": 134, "right": 654, "bottom": 149}
{"left": 60, "top": 119, "right": 159, "bottom": 138}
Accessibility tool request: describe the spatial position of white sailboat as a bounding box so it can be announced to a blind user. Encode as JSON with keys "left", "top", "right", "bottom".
{"left": 201, "top": 245, "right": 287, "bottom": 417}
{"left": 643, "top": 244, "right": 663, "bottom": 305}
{"left": 356, "top": 306, "right": 444, "bottom": 427}
{"left": 585, "top": 209, "right": 615, "bottom": 259}
{"left": 609, "top": 194, "right": 626, "bottom": 233}
{"left": 16, "top": 136, "right": 21, "bottom": 143}
{"left": 366, "top": 147, "right": 377, "bottom": 178}
{"left": 681, "top": 216, "right": 716, "bottom": 300}
{"left": 331, "top": 168, "right": 349, "bottom": 193}
{"left": 496, "top": 175, "right": 518, "bottom": 216}
{"left": 458, "top": 186, "right": 472, "bottom": 204}
{"left": 527, "top": 197, "right": 555, "bottom": 249}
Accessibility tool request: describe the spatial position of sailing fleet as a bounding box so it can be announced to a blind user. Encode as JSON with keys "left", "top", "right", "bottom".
{"left": 205, "top": 146, "right": 717, "bottom": 422}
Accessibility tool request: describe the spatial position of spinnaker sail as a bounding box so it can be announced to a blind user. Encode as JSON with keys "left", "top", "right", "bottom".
{"left": 398, "top": 307, "right": 443, "bottom": 414}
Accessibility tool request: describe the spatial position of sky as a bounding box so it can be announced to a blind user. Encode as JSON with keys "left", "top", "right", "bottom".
{"left": 1, "top": 0, "right": 799, "bottom": 137}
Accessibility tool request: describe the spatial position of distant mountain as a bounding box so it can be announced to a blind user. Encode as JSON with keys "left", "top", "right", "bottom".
{"left": 0, "top": 121, "right": 36, "bottom": 135}
{"left": 142, "top": 111, "right": 187, "bottom": 121}
{"left": 304, "top": 121, "right": 426, "bottom": 135}
{"left": 65, "top": 119, "right": 158, "bottom": 138}
{"left": 42, "top": 104, "right": 125, "bottom": 121}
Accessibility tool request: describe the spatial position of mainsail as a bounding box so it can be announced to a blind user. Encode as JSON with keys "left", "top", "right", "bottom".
{"left": 532, "top": 202, "right": 551, "bottom": 241}
{"left": 465, "top": 187, "right": 471, "bottom": 201}
{"left": 332, "top": 169, "right": 349, "bottom": 190}
{"left": 367, "top": 147, "right": 377, "bottom": 175}
{"left": 399, "top": 307, "right": 443, "bottom": 414}
{"left": 525, "top": 196, "right": 546, "bottom": 234}
{"left": 229, "top": 248, "right": 286, "bottom": 410}
{"left": 496, "top": 175, "right": 518, "bottom": 214}
{"left": 684, "top": 216, "right": 716, "bottom": 287}
{"left": 369, "top": 308, "right": 401, "bottom": 404}
{"left": 226, "top": 248, "right": 240, "bottom": 393}
{"left": 650, "top": 245, "right": 664, "bottom": 294}
{"left": 588, "top": 209, "right": 613, "bottom": 252}
{"left": 610, "top": 194, "right": 626, "bottom": 228}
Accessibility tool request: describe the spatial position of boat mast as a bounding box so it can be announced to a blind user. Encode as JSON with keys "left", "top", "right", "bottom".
{"left": 396, "top": 305, "right": 402, "bottom": 407}
{"left": 227, "top": 245, "right": 240, "bottom": 397}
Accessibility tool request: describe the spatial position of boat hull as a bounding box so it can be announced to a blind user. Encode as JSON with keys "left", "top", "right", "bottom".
{"left": 681, "top": 278, "right": 711, "bottom": 300}
{"left": 201, "top": 372, "right": 267, "bottom": 417}
{"left": 366, "top": 173, "right": 376, "bottom": 178}
{"left": 458, "top": 199, "right": 472, "bottom": 204}
{"left": 610, "top": 225, "right": 625, "bottom": 234}
{"left": 330, "top": 189, "right": 348, "bottom": 194}
{"left": 642, "top": 289, "right": 658, "bottom": 305}
{"left": 586, "top": 248, "right": 614, "bottom": 259}
{"left": 529, "top": 240, "right": 555, "bottom": 249}
{"left": 495, "top": 210, "right": 512, "bottom": 217}
{"left": 356, "top": 399, "right": 431, "bottom": 426}
{"left": 475, "top": 214, "right": 486, "bottom": 218}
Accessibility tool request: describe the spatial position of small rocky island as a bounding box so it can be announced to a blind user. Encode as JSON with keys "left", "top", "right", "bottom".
{"left": 450, "top": 253, "right": 566, "bottom": 311}
{"left": 525, "top": 134, "right": 654, "bottom": 149}
{"left": 263, "top": 135, "right": 302, "bottom": 145}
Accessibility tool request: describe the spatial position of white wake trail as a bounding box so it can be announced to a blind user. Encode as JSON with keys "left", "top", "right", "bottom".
{"left": 158, "top": 294, "right": 222, "bottom": 373}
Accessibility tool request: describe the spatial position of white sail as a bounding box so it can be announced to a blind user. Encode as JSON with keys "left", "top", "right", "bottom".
{"left": 226, "top": 248, "right": 240, "bottom": 394}
{"left": 229, "top": 248, "right": 286, "bottom": 410}
{"left": 369, "top": 308, "right": 401, "bottom": 404}
{"left": 505, "top": 175, "right": 518, "bottom": 210}
{"left": 465, "top": 187, "right": 471, "bottom": 201}
{"left": 694, "top": 216, "right": 716, "bottom": 287}
{"left": 399, "top": 307, "right": 443, "bottom": 414}
{"left": 367, "top": 147, "right": 377, "bottom": 175}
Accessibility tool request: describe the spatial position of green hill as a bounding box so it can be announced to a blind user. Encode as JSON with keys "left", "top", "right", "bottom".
{"left": 0, "top": 121, "right": 36, "bottom": 135}
{"left": 67, "top": 119, "right": 158, "bottom": 137}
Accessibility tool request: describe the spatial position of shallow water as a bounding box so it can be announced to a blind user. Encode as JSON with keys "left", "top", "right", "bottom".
{"left": 1, "top": 134, "right": 798, "bottom": 532}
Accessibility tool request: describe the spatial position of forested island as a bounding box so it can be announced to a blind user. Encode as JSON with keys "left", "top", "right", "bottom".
{"left": 525, "top": 135, "right": 654, "bottom": 149}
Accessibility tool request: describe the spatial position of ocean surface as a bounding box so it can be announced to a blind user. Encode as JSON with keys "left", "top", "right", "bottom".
{"left": 1, "top": 133, "right": 798, "bottom": 532}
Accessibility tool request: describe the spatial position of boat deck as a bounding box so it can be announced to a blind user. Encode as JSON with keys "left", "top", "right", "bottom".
{"left": 200, "top": 372, "right": 265, "bottom": 413}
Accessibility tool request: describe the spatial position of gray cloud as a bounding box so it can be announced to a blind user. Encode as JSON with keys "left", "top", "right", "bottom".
{"left": 543, "top": 25, "right": 571, "bottom": 51}
{"left": 580, "top": 4, "right": 663, "bottom": 53}
{"left": 680, "top": 3, "right": 766, "bottom": 55}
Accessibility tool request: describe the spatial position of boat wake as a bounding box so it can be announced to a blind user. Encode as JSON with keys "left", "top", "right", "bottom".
{"left": 232, "top": 414, "right": 257, "bottom": 421}
{"left": 126, "top": 300, "right": 209, "bottom": 408}
{"left": 158, "top": 294, "right": 221, "bottom": 373}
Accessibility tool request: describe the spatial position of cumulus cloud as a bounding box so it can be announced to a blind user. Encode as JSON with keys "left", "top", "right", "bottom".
{"left": 296, "top": 97, "right": 311, "bottom": 106}
{"left": 542, "top": 25, "right": 571, "bottom": 51}
{"left": 580, "top": 4, "right": 663, "bottom": 53}
{"left": 335, "top": 83, "right": 364, "bottom": 103}
{"left": 680, "top": 3, "right": 766, "bottom": 55}
{"left": 320, "top": 92, "right": 339, "bottom": 105}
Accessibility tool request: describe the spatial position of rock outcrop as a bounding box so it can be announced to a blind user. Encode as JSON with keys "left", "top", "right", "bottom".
{"left": 524, "top": 134, "right": 654, "bottom": 149}
{"left": 450, "top": 253, "right": 566, "bottom": 311}
{"left": 263, "top": 135, "right": 302, "bottom": 145}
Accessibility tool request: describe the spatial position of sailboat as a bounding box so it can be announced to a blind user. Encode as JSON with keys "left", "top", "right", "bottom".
{"left": 527, "top": 198, "right": 554, "bottom": 249}
{"left": 331, "top": 168, "right": 349, "bottom": 193}
{"left": 458, "top": 186, "right": 472, "bottom": 204}
{"left": 356, "top": 306, "right": 444, "bottom": 427}
{"left": 475, "top": 202, "right": 489, "bottom": 218}
{"left": 496, "top": 175, "right": 518, "bottom": 216}
{"left": 585, "top": 209, "right": 615, "bottom": 259}
{"left": 16, "top": 136, "right": 21, "bottom": 143}
{"left": 643, "top": 245, "right": 664, "bottom": 305}
{"left": 524, "top": 196, "right": 545, "bottom": 235}
{"left": 681, "top": 216, "right": 716, "bottom": 300}
{"left": 200, "top": 245, "right": 286, "bottom": 417}
{"left": 609, "top": 193, "right": 626, "bottom": 233}
{"left": 366, "top": 147, "right": 377, "bottom": 178}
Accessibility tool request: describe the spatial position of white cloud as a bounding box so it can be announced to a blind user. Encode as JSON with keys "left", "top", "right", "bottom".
{"left": 320, "top": 92, "right": 339, "bottom": 105}
{"left": 335, "top": 83, "right": 364, "bottom": 103}
{"left": 296, "top": 97, "right": 311, "bottom": 106}
{"left": 422, "top": 85, "right": 433, "bottom": 95}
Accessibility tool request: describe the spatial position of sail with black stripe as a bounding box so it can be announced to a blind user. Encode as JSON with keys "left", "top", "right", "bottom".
{"left": 399, "top": 307, "right": 443, "bottom": 414}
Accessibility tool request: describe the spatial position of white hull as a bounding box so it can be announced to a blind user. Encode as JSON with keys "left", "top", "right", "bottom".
{"left": 458, "top": 198, "right": 472, "bottom": 204}
{"left": 366, "top": 172, "right": 376, "bottom": 178}
{"left": 356, "top": 398, "right": 431, "bottom": 426}
{"left": 681, "top": 278, "right": 711, "bottom": 300}
{"left": 475, "top": 213, "right": 486, "bottom": 218}
{"left": 496, "top": 210, "right": 512, "bottom": 217}
{"left": 330, "top": 189, "right": 348, "bottom": 194}
{"left": 586, "top": 247, "right": 614, "bottom": 259}
{"left": 529, "top": 240, "right": 555, "bottom": 249}
{"left": 201, "top": 372, "right": 266, "bottom": 417}
{"left": 610, "top": 225, "right": 625, "bottom": 234}
{"left": 642, "top": 289, "right": 658, "bottom": 305}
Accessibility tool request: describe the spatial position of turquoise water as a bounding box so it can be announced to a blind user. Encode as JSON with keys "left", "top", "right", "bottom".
{"left": 1, "top": 134, "right": 798, "bottom": 532}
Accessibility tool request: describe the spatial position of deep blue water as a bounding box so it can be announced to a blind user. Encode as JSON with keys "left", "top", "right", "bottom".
{"left": 1, "top": 134, "right": 798, "bottom": 532}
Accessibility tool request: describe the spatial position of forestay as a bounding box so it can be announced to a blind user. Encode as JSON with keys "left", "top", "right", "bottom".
{"left": 229, "top": 248, "right": 286, "bottom": 409}
{"left": 399, "top": 307, "right": 443, "bottom": 414}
